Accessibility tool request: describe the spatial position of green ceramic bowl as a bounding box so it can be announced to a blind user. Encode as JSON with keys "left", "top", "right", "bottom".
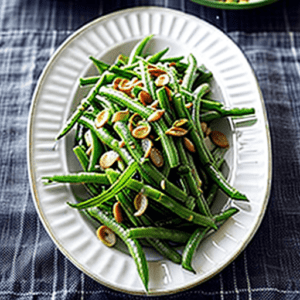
{"left": 190, "top": 0, "right": 278, "bottom": 10}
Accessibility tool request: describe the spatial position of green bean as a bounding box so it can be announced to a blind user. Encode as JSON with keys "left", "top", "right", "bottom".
{"left": 181, "top": 226, "right": 211, "bottom": 273}
{"left": 109, "top": 65, "right": 141, "bottom": 80}
{"left": 156, "top": 87, "right": 175, "bottom": 126}
{"left": 73, "top": 145, "right": 89, "bottom": 171}
{"left": 99, "top": 87, "right": 179, "bottom": 169}
{"left": 107, "top": 169, "right": 182, "bottom": 264}
{"left": 126, "top": 227, "right": 190, "bottom": 244}
{"left": 200, "top": 107, "right": 255, "bottom": 123}
{"left": 128, "top": 34, "right": 154, "bottom": 65}
{"left": 56, "top": 72, "right": 115, "bottom": 140}
{"left": 68, "top": 161, "right": 139, "bottom": 209}
{"left": 159, "top": 56, "right": 185, "bottom": 63}
{"left": 182, "top": 54, "right": 197, "bottom": 91}
{"left": 173, "top": 94, "right": 212, "bottom": 166}
{"left": 214, "top": 207, "right": 239, "bottom": 223}
{"left": 205, "top": 164, "right": 248, "bottom": 201}
{"left": 88, "top": 207, "right": 149, "bottom": 292}
{"left": 88, "top": 129, "right": 104, "bottom": 172}
{"left": 113, "top": 121, "right": 189, "bottom": 203}
{"left": 139, "top": 59, "right": 157, "bottom": 100}
{"left": 108, "top": 170, "right": 217, "bottom": 229}
{"left": 147, "top": 47, "right": 169, "bottom": 64}
{"left": 42, "top": 172, "right": 110, "bottom": 185}
{"left": 89, "top": 56, "right": 110, "bottom": 74}
{"left": 79, "top": 76, "right": 101, "bottom": 86}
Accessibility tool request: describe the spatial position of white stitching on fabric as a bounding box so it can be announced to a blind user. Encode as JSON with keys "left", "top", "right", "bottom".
{"left": 1, "top": 288, "right": 300, "bottom": 298}
{"left": 244, "top": 251, "right": 252, "bottom": 300}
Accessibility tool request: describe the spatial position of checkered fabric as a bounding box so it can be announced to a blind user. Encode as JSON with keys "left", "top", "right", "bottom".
{"left": 1, "top": 0, "right": 300, "bottom": 299}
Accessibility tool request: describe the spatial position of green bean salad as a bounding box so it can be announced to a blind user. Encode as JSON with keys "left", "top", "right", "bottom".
{"left": 43, "top": 35, "right": 255, "bottom": 292}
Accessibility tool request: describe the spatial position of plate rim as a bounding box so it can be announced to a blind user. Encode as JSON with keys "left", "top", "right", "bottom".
{"left": 190, "top": 0, "right": 279, "bottom": 10}
{"left": 27, "top": 6, "right": 272, "bottom": 296}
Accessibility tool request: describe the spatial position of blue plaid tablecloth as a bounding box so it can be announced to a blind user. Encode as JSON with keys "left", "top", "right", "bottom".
{"left": 1, "top": 0, "right": 300, "bottom": 299}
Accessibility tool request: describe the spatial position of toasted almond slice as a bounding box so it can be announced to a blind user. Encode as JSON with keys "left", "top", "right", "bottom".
{"left": 119, "top": 140, "right": 126, "bottom": 148}
{"left": 210, "top": 130, "right": 229, "bottom": 148}
{"left": 111, "top": 110, "right": 130, "bottom": 123}
{"left": 113, "top": 202, "right": 123, "bottom": 223}
{"left": 113, "top": 77, "right": 123, "bottom": 90}
{"left": 84, "top": 130, "right": 92, "bottom": 147}
{"left": 185, "top": 102, "right": 193, "bottom": 109}
{"left": 149, "top": 68, "right": 167, "bottom": 77}
{"left": 168, "top": 62, "right": 177, "bottom": 67}
{"left": 150, "top": 148, "right": 164, "bottom": 168}
{"left": 96, "top": 225, "right": 116, "bottom": 247}
{"left": 118, "top": 78, "right": 131, "bottom": 91}
{"left": 206, "top": 127, "right": 212, "bottom": 137}
{"left": 130, "top": 77, "right": 139, "bottom": 85}
{"left": 95, "top": 110, "right": 110, "bottom": 128}
{"left": 138, "top": 90, "right": 153, "bottom": 106}
{"left": 201, "top": 122, "right": 208, "bottom": 134}
{"left": 129, "top": 113, "right": 142, "bottom": 126}
{"left": 165, "top": 127, "right": 188, "bottom": 137}
{"left": 134, "top": 80, "right": 144, "bottom": 88}
{"left": 99, "top": 150, "right": 120, "bottom": 169}
{"left": 132, "top": 124, "right": 151, "bottom": 139}
{"left": 134, "top": 193, "right": 148, "bottom": 217}
{"left": 147, "top": 109, "right": 165, "bottom": 122}
{"left": 149, "top": 100, "right": 160, "bottom": 109}
{"left": 183, "top": 137, "right": 196, "bottom": 153}
{"left": 155, "top": 74, "right": 170, "bottom": 87}
{"left": 173, "top": 118, "right": 188, "bottom": 127}
{"left": 86, "top": 146, "right": 93, "bottom": 156}
{"left": 141, "top": 138, "right": 153, "bottom": 158}
{"left": 164, "top": 86, "right": 173, "bottom": 102}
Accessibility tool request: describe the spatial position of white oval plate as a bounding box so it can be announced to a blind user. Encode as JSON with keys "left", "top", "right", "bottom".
{"left": 27, "top": 7, "right": 271, "bottom": 296}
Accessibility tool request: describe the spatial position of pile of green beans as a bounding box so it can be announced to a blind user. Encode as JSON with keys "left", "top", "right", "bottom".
{"left": 42, "top": 35, "right": 255, "bottom": 292}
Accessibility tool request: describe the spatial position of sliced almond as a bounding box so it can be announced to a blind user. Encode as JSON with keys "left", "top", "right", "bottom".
{"left": 147, "top": 109, "right": 165, "bottom": 122}
{"left": 210, "top": 130, "right": 229, "bottom": 148}
{"left": 165, "top": 127, "right": 188, "bottom": 137}
{"left": 96, "top": 225, "right": 116, "bottom": 247}
{"left": 84, "top": 130, "right": 92, "bottom": 147}
{"left": 183, "top": 137, "right": 196, "bottom": 153}
{"left": 141, "top": 138, "right": 153, "bottom": 158}
{"left": 113, "top": 202, "right": 123, "bottom": 223}
{"left": 148, "top": 68, "right": 167, "bottom": 77}
{"left": 150, "top": 148, "right": 164, "bottom": 168}
{"left": 149, "top": 100, "right": 160, "bottom": 109}
{"left": 111, "top": 110, "right": 130, "bottom": 123}
{"left": 160, "top": 179, "right": 166, "bottom": 190}
{"left": 138, "top": 90, "right": 153, "bottom": 106}
{"left": 95, "top": 110, "right": 110, "bottom": 129}
{"left": 113, "top": 77, "right": 123, "bottom": 90}
{"left": 201, "top": 122, "right": 208, "bottom": 134}
{"left": 132, "top": 124, "right": 151, "bottom": 139}
{"left": 164, "top": 86, "right": 173, "bottom": 102}
{"left": 206, "top": 127, "right": 212, "bottom": 137}
{"left": 99, "top": 150, "right": 120, "bottom": 169}
{"left": 185, "top": 102, "right": 193, "bottom": 109}
{"left": 173, "top": 118, "right": 188, "bottom": 128}
{"left": 119, "top": 140, "right": 126, "bottom": 148}
{"left": 134, "top": 193, "right": 148, "bottom": 217}
{"left": 130, "top": 77, "right": 139, "bottom": 86}
{"left": 155, "top": 74, "right": 170, "bottom": 87}
{"left": 118, "top": 78, "right": 131, "bottom": 91}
